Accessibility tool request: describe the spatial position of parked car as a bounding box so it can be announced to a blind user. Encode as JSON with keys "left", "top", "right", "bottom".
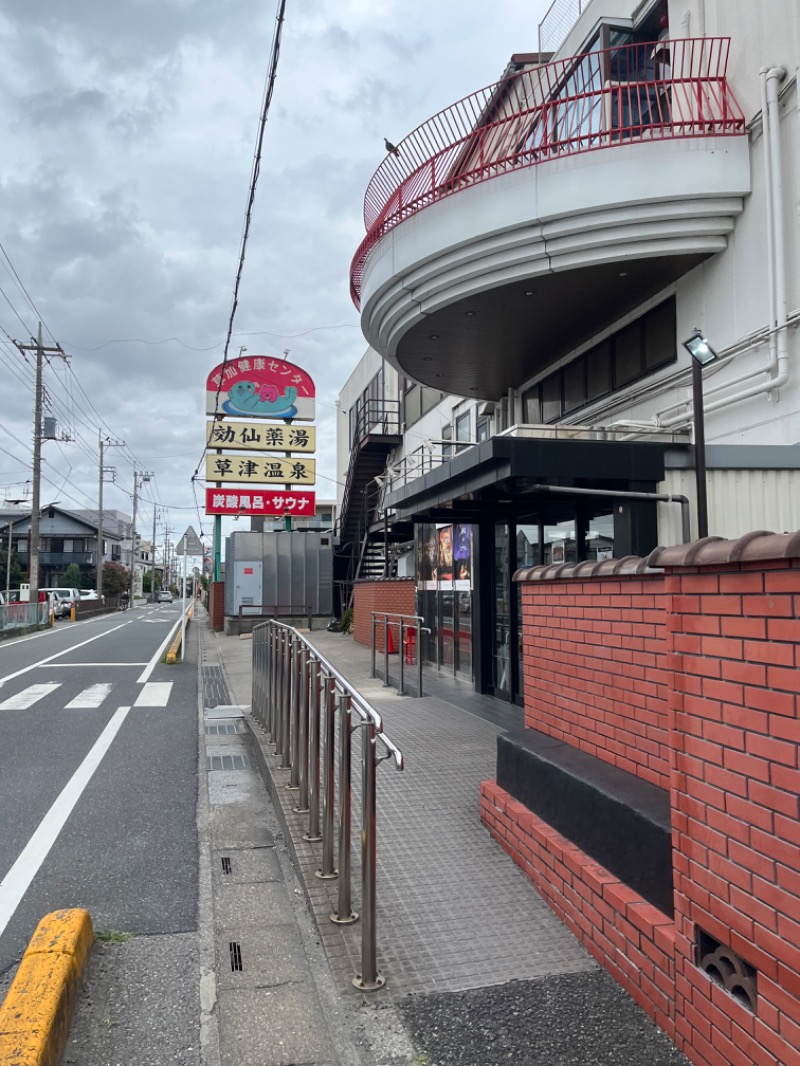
{"left": 79, "top": 590, "right": 104, "bottom": 603}
{"left": 156, "top": 590, "right": 173, "bottom": 603}
{"left": 40, "top": 587, "right": 81, "bottom": 618}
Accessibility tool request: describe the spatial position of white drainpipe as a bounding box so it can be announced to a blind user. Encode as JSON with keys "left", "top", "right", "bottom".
{"left": 657, "top": 66, "right": 789, "bottom": 429}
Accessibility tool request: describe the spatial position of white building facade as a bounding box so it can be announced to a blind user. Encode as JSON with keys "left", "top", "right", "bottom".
{"left": 338, "top": 0, "right": 800, "bottom": 703}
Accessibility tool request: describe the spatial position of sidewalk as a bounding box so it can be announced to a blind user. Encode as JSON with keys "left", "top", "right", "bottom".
{"left": 203, "top": 622, "right": 689, "bottom": 1065}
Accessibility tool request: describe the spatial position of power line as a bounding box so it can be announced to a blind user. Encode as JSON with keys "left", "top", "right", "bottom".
{"left": 192, "top": 0, "right": 288, "bottom": 480}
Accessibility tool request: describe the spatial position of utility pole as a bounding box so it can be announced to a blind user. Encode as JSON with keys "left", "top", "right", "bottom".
{"left": 14, "top": 324, "right": 68, "bottom": 602}
{"left": 150, "top": 505, "right": 159, "bottom": 599}
{"left": 129, "top": 470, "right": 152, "bottom": 604}
{"left": 5, "top": 520, "right": 12, "bottom": 594}
{"left": 163, "top": 524, "right": 173, "bottom": 591}
{"left": 97, "top": 434, "right": 124, "bottom": 598}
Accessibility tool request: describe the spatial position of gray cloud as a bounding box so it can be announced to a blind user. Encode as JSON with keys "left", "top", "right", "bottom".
{"left": 0, "top": 0, "right": 547, "bottom": 533}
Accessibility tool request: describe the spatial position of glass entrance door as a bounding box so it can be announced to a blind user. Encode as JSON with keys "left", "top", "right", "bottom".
{"left": 493, "top": 524, "right": 512, "bottom": 698}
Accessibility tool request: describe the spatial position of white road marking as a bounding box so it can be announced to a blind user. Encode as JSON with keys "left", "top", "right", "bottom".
{"left": 0, "top": 683, "right": 61, "bottom": 710}
{"left": 137, "top": 611, "right": 189, "bottom": 683}
{"left": 134, "top": 682, "right": 173, "bottom": 707}
{"left": 65, "top": 684, "right": 114, "bottom": 709}
{"left": 0, "top": 705, "right": 131, "bottom": 937}
{"left": 0, "top": 622, "right": 134, "bottom": 687}
{"left": 42, "top": 663, "right": 148, "bottom": 668}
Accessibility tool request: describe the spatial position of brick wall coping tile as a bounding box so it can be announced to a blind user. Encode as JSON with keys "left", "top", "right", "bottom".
{"left": 653, "top": 529, "right": 800, "bottom": 566}
{"left": 514, "top": 529, "right": 800, "bottom": 582}
{"left": 514, "top": 555, "right": 660, "bottom": 581}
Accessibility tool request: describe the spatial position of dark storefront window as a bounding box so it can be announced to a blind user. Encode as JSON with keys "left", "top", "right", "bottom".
{"left": 529, "top": 296, "right": 676, "bottom": 423}
{"left": 587, "top": 512, "right": 614, "bottom": 560}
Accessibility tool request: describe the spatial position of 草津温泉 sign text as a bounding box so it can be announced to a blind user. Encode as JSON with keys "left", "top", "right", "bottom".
{"left": 206, "top": 420, "right": 315, "bottom": 452}
{"left": 206, "top": 355, "right": 315, "bottom": 421}
{"left": 205, "top": 454, "right": 316, "bottom": 485}
{"left": 205, "top": 488, "right": 316, "bottom": 516}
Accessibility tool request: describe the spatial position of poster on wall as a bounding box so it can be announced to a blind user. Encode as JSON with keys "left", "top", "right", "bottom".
{"left": 437, "top": 525, "right": 454, "bottom": 585}
{"left": 417, "top": 525, "right": 439, "bottom": 590}
{"left": 453, "top": 523, "right": 472, "bottom": 589}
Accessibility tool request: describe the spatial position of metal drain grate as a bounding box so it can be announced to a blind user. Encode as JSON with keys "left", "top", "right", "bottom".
{"left": 206, "top": 754, "right": 250, "bottom": 771}
{"left": 229, "top": 941, "right": 243, "bottom": 972}
{"left": 205, "top": 722, "right": 240, "bottom": 735}
{"left": 221, "top": 857, "right": 232, "bottom": 875}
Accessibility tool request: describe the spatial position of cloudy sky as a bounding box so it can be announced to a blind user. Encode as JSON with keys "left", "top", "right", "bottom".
{"left": 0, "top": 0, "right": 548, "bottom": 553}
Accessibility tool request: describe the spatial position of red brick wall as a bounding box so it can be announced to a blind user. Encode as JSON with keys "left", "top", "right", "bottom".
{"left": 480, "top": 781, "right": 677, "bottom": 1039}
{"left": 208, "top": 581, "right": 225, "bottom": 631}
{"left": 521, "top": 575, "right": 670, "bottom": 789}
{"left": 483, "top": 554, "right": 800, "bottom": 1066}
{"left": 352, "top": 579, "right": 416, "bottom": 650}
{"left": 668, "top": 561, "right": 800, "bottom": 1066}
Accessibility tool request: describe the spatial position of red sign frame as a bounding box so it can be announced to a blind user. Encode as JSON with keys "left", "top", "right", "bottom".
{"left": 205, "top": 488, "right": 316, "bottom": 517}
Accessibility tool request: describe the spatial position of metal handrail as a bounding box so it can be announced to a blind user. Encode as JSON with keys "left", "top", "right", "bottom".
{"left": 350, "top": 37, "right": 745, "bottom": 306}
{"left": 370, "top": 611, "right": 430, "bottom": 697}
{"left": 251, "top": 619, "right": 403, "bottom": 991}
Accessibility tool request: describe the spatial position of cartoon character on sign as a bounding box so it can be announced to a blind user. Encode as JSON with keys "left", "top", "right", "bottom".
{"left": 223, "top": 381, "right": 298, "bottom": 418}
{"left": 206, "top": 356, "right": 315, "bottom": 422}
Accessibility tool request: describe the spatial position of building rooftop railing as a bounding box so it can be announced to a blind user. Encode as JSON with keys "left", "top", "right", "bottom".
{"left": 350, "top": 37, "right": 745, "bottom": 307}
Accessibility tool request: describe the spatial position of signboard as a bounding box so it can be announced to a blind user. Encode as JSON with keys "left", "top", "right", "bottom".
{"left": 206, "top": 355, "right": 315, "bottom": 421}
{"left": 206, "top": 420, "right": 315, "bottom": 453}
{"left": 175, "top": 525, "right": 204, "bottom": 556}
{"left": 205, "top": 488, "right": 316, "bottom": 516}
{"left": 206, "top": 454, "right": 315, "bottom": 485}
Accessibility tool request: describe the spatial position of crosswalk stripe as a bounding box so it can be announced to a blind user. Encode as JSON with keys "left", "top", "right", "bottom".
{"left": 0, "top": 683, "right": 61, "bottom": 710}
{"left": 134, "top": 682, "right": 173, "bottom": 707}
{"left": 65, "top": 684, "right": 114, "bottom": 709}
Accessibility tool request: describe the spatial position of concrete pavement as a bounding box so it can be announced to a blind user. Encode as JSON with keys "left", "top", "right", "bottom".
{"left": 204, "top": 618, "right": 689, "bottom": 1065}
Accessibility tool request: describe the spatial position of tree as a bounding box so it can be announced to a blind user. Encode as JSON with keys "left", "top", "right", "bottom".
{"left": 100, "top": 562, "right": 129, "bottom": 596}
{"left": 142, "top": 572, "right": 163, "bottom": 594}
{"left": 63, "top": 562, "right": 83, "bottom": 589}
{"left": 0, "top": 546, "right": 22, "bottom": 590}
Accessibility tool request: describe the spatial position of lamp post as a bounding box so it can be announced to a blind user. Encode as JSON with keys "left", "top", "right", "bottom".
{"left": 682, "top": 329, "right": 718, "bottom": 540}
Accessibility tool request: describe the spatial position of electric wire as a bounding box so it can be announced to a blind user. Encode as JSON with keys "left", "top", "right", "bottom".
{"left": 192, "top": 0, "right": 288, "bottom": 481}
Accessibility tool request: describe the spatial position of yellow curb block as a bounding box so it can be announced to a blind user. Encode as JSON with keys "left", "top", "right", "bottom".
{"left": 0, "top": 908, "right": 93, "bottom": 1066}
{"left": 166, "top": 606, "right": 193, "bottom": 664}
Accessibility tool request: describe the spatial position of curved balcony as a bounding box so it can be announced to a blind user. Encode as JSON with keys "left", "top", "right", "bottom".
{"left": 351, "top": 38, "right": 749, "bottom": 399}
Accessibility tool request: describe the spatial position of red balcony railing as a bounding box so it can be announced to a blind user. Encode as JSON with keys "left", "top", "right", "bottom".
{"left": 350, "top": 37, "right": 745, "bottom": 308}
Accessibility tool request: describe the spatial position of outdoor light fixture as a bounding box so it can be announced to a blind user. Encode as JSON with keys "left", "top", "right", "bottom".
{"left": 682, "top": 328, "right": 718, "bottom": 366}
{"left": 683, "top": 328, "right": 719, "bottom": 539}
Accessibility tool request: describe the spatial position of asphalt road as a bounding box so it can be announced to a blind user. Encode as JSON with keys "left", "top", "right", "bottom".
{"left": 0, "top": 603, "right": 199, "bottom": 977}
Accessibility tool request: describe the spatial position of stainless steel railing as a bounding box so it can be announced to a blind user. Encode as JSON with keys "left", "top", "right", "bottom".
{"left": 251, "top": 619, "right": 404, "bottom": 991}
{"left": 370, "top": 612, "right": 429, "bottom": 697}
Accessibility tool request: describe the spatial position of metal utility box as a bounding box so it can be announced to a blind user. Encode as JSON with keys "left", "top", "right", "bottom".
{"left": 232, "top": 561, "right": 263, "bottom": 615}
{"left": 224, "top": 531, "right": 333, "bottom": 627}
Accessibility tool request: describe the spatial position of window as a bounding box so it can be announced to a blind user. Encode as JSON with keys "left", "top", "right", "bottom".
{"left": 563, "top": 359, "right": 586, "bottom": 413}
{"left": 522, "top": 386, "right": 541, "bottom": 423}
{"left": 527, "top": 297, "right": 676, "bottom": 424}
{"left": 455, "top": 410, "right": 471, "bottom": 442}
{"left": 586, "top": 341, "right": 612, "bottom": 402}
{"left": 644, "top": 299, "right": 676, "bottom": 370}
{"left": 541, "top": 373, "right": 562, "bottom": 423}
{"left": 476, "top": 415, "right": 491, "bottom": 442}
{"left": 442, "top": 423, "right": 453, "bottom": 460}
{"left": 613, "top": 321, "right": 642, "bottom": 386}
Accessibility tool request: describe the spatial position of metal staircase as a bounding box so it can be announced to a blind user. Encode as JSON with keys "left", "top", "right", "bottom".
{"left": 335, "top": 400, "right": 403, "bottom": 610}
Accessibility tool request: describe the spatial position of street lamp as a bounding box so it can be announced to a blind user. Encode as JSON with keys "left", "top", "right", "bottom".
{"left": 682, "top": 329, "right": 719, "bottom": 539}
